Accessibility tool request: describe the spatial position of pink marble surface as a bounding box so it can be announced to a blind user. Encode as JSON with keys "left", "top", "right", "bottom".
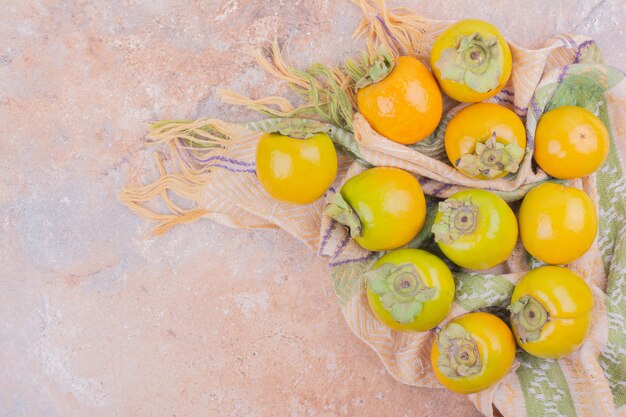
{"left": 1, "top": 1, "right": 624, "bottom": 416}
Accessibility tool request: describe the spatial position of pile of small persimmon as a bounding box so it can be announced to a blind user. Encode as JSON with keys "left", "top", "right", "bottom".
{"left": 255, "top": 20, "right": 608, "bottom": 394}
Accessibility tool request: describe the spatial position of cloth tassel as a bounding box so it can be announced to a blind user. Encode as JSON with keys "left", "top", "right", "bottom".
{"left": 351, "top": 0, "right": 440, "bottom": 60}
{"left": 119, "top": 119, "right": 237, "bottom": 235}
{"left": 245, "top": 40, "right": 356, "bottom": 129}
{"left": 216, "top": 88, "right": 317, "bottom": 119}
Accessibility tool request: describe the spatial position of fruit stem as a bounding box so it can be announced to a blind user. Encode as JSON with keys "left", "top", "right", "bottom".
{"left": 432, "top": 198, "right": 479, "bottom": 245}
{"left": 365, "top": 263, "right": 437, "bottom": 324}
{"left": 456, "top": 133, "right": 524, "bottom": 179}
{"left": 436, "top": 322, "right": 482, "bottom": 378}
{"left": 345, "top": 46, "right": 395, "bottom": 91}
{"left": 324, "top": 193, "right": 362, "bottom": 238}
{"left": 434, "top": 32, "right": 503, "bottom": 93}
{"left": 508, "top": 296, "right": 549, "bottom": 343}
{"left": 263, "top": 119, "right": 331, "bottom": 139}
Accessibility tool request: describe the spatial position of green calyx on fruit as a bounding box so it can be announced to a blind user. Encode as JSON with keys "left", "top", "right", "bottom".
{"left": 365, "top": 262, "right": 437, "bottom": 324}
{"left": 456, "top": 133, "right": 524, "bottom": 179}
{"left": 436, "top": 322, "right": 482, "bottom": 377}
{"left": 508, "top": 296, "right": 549, "bottom": 343}
{"left": 265, "top": 119, "right": 331, "bottom": 139}
{"left": 432, "top": 198, "right": 479, "bottom": 245}
{"left": 324, "top": 193, "right": 363, "bottom": 238}
{"left": 345, "top": 47, "right": 395, "bottom": 91}
{"left": 435, "top": 32, "right": 503, "bottom": 93}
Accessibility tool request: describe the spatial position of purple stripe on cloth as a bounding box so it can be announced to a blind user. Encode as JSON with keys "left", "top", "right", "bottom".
{"left": 196, "top": 154, "right": 255, "bottom": 167}
{"left": 322, "top": 186, "right": 337, "bottom": 200}
{"left": 500, "top": 89, "right": 515, "bottom": 96}
{"left": 432, "top": 182, "right": 454, "bottom": 197}
{"left": 180, "top": 141, "right": 255, "bottom": 166}
{"left": 417, "top": 176, "right": 430, "bottom": 186}
{"left": 558, "top": 64, "right": 570, "bottom": 84}
{"left": 530, "top": 97, "right": 542, "bottom": 119}
{"left": 376, "top": 14, "right": 401, "bottom": 45}
{"left": 493, "top": 96, "right": 528, "bottom": 114}
{"left": 318, "top": 221, "right": 338, "bottom": 255}
{"left": 526, "top": 129, "right": 535, "bottom": 148}
{"left": 332, "top": 233, "right": 351, "bottom": 259}
{"left": 174, "top": 140, "right": 194, "bottom": 169}
{"left": 494, "top": 96, "right": 514, "bottom": 105}
{"left": 174, "top": 140, "right": 256, "bottom": 173}
{"left": 560, "top": 34, "right": 577, "bottom": 48}
{"left": 329, "top": 252, "right": 376, "bottom": 268}
{"left": 574, "top": 39, "right": 595, "bottom": 64}
{"left": 211, "top": 164, "right": 256, "bottom": 174}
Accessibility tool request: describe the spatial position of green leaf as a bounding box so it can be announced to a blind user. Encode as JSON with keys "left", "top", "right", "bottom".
{"left": 416, "top": 286, "right": 438, "bottom": 302}
{"left": 435, "top": 32, "right": 503, "bottom": 94}
{"left": 366, "top": 265, "right": 394, "bottom": 294}
{"left": 391, "top": 301, "right": 423, "bottom": 324}
{"left": 442, "top": 322, "right": 467, "bottom": 341}
{"left": 380, "top": 292, "right": 396, "bottom": 310}
{"left": 547, "top": 73, "right": 606, "bottom": 114}
{"left": 324, "top": 194, "right": 362, "bottom": 238}
{"left": 265, "top": 119, "right": 331, "bottom": 139}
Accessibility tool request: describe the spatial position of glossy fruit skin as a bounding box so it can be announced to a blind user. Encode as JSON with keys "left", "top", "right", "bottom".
{"left": 357, "top": 56, "right": 443, "bottom": 144}
{"left": 431, "top": 312, "right": 516, "bottom": 394}
{"left": 445, "top": 102, "right": 526, "bottom": 179}
{"left": 534, "top": 106, "right": 610, "bottom": 179}
{"left": 434, "top": 189, "right": 518, "bottom": 270}
{"left": 510, "top": 266, "right": 594, "bottom": 358}
{"left": 341, "top": 167, "right": 426, "bottom": 251}
{"left": 519, "top": 182, "right": 598, "bottom": 265}
{"left": 367, "top": 249, "right": 455, "bottom": 332}
{"left": 256, "top": 132, "right": 337, "bottom": 204}
{"left": 430, "top": 19, "right": 512, "bottom": 102}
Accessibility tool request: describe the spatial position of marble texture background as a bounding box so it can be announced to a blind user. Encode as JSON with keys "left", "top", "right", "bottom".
{"left": 1, "top": 1, "right": 624, "bottom": 416}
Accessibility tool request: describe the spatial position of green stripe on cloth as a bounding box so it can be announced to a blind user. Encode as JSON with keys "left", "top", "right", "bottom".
{"left": 545, "top": 65, "right": 623, "bottom": 115}
{"left": 452, "top": 273, "right": 514, "bottom": 311}
{"left": 600, "top": 294, "right": 626, "bottom": 408}
{"left": 542, "top": 65, "right": 626, "bottom": 410}
{"left": 592, "top": 72, "right": 626, "bottom": 407}
{"left": 516, "top": 353, "right": 577, "bottom": 417}
{"left": 579, "top": 40, "right": 604, "bottom": 64}
{"left": 329, "top": 126, "right": 363, "bottom": 159}
{"left": 243, "top": 117, "right": 364, "bottom": 160}
{"left": 595, "top": 104, "right": 625, "bottom": 274}
{"left": 331, "top": 259, "right": 374, "bottom": 307}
